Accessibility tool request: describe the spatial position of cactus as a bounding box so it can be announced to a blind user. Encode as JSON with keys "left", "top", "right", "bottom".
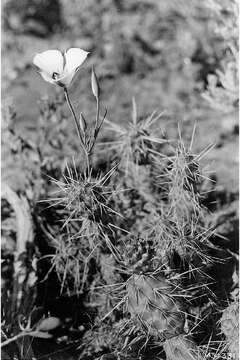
{"left": 126, "top": 274, "right": 185, "bottom": 340}
{"left": 126, "top": 274, "right": 206, "bottom": 359}
{"left": 221, "top": 297, "right": 239, "bottom": 360}
{"left": 163, "top": 334, "right": 199, "bottom": 360}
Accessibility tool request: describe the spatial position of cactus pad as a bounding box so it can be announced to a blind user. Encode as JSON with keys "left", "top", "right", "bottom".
{"left": 126, "top": 274, "right": 185, "bottom": 340}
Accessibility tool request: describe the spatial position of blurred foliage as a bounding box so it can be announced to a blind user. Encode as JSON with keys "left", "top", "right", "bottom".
{"left": 203, "top": 0, "right": 239, "bottom": 113}
{"left": 2, "top": 94, "right": 81, "bottom": 197}
{"left": 3, "top": 0, "right": 63, "bottom": 37}
{"left": 3, "top": 0, "right": 238, "bottom": 87}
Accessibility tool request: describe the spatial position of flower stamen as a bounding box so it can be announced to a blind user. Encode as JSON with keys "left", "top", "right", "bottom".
{"left": 52, "top": 72, "right": 60, "bottom": 80}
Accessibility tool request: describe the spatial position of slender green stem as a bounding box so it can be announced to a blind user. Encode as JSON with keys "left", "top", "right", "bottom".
{"left": 64, "top": 88, "right": 83, "bottom": 146}
{"left": 89, "top": 96, "right": 100, "bottom": 156}
{"left": 1, "top": 332, "right": 27, "bottom": 347}
{"left": 64, "top": 88, "right": 90, "bottom": 175}
{"left": 86, "top": 155, "right": 90, "bottom": 177}
{"left": 89, "top": 107, "right": 107, "bottom": 155}
{"left": 95, "top": 97, "right": 100, "bottom": 129}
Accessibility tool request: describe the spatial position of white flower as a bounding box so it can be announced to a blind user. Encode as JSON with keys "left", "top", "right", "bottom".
{"left": 33, "top": 48, "right": 89, "bottom": 87}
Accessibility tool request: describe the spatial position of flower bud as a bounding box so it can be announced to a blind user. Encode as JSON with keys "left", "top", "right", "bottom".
{"left": 91, "top": 66, "right": 100, "bottom": 99}
{"left": 79, "top": 112, "right": 87, "bottom": 133}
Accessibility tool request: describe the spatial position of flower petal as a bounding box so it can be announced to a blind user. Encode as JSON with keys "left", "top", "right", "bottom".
{"left": 57, "top": 73, "right": 75, "bottom": 87}
{"left": 33, "top": 50, "right": 64, "bottom": 77}
{"left": 40, "top": 71, "right": 56, "bottom": 84}
{"left": 64, "top": 48, "right": 89, "bottom": 74}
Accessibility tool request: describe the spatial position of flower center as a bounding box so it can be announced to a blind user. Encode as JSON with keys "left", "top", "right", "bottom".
{"left": 52, "top": 72, "right": 60, "bottom": 80}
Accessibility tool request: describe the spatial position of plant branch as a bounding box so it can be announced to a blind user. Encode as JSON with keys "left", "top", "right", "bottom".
{"left": 1, "top": 332, "right": 27, "bottom": 347}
